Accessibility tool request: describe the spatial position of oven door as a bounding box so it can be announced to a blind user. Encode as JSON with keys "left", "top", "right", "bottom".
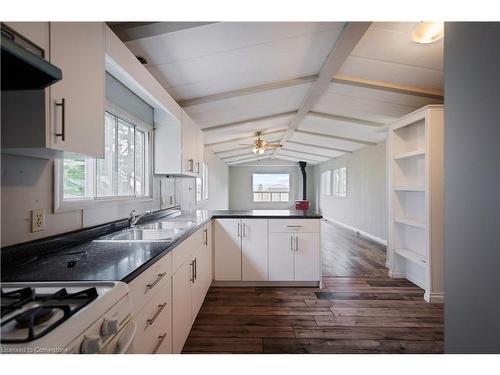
{"left": 100, "top": 320, "right": 136, "bottom": 354}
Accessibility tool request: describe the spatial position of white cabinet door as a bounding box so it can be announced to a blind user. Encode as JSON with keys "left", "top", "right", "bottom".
{"left": 49, "top": 22, "right": 105, "bottom": 158}
{"left": 191, "top": 244, "right": 211, "bottom": 321}
{"left": 172, "top": 260, "right": 193, "bottom": 354}
{"left": 181, "top": 112, "right": 197, "bottom": 175}
{"left": 202, "top": 224, "right": 213, "bottom": 295}
{"left": 269, "top": 233, "right": 294, "bottom": 281}
{"left": 242, "top": 219, "right": 269, "bottom": 281}
{"left": 294, "top": 233, "right": 321, "bottom": 281}
{"left": 214, "top": 219, "right": 242, "bottom": 281}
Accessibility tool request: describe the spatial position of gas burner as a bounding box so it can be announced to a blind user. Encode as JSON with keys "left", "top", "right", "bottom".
{"left": 1, "top": 287, "right": 98, "bottom": 343}
{"left": 1, "top": 287, "right": 34, "bottom": 317}
{"left": 15, "top": 307, "right": 55, "bottom": 328}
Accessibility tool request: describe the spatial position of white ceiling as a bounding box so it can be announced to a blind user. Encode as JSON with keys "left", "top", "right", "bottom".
{"left": 122, "top": 22, "right": 444, "bottom": 165}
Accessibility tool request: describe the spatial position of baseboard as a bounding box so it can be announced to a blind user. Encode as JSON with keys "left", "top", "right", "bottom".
{"left": 388, "top": 269, "right": 405, "bottom": 278}
{"left": 424, "top": 291, "right": 444, "bottom": 304}
{"left": 323, "top": 217, "right": 387, "bottom": 246}
{"left": 212, "top": 281, "right": 320, "bottom": 287}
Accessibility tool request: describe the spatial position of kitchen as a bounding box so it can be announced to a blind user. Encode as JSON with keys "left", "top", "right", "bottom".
{"left": 1, "top": 3, "right": 500, "bottom": 366}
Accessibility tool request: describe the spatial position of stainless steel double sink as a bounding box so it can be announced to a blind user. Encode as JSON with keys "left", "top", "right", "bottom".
{"left": 94, "top": 220, "right": 195, "bottom": 243}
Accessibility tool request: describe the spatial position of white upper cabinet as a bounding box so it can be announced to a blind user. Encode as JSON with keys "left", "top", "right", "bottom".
{"left": 1, "top": 22, "right": 105, "bottom": 159}
{"left": 154, "top": 110, "right": 204, "bottom": 176}
{"left": 49, "top": 22, "right": 105, "bottom": 158}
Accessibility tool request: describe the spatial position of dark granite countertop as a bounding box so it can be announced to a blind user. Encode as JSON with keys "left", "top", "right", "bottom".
{"left": 1, "top": 209, "right": 321, "bottom": 283}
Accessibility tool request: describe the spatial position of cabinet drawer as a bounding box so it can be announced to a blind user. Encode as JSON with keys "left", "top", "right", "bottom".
{"left": 172, "top": 225, "right": 205, "bottom": 273}
{"left": 268, "top": 219, "right": 320, "bottom": 233}
{"left": 129, "top": 253, "right": 171, "bottom": 316}
{"left": 133, "top": 279, "right": 172, "bottom": 354}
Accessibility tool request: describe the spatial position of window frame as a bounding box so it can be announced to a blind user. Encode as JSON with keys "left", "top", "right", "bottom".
{"left": 196, "top": 162, "right": 209, "bottom": 203}
{"left": 321, "top": 170, "right": 332, "bottom": 196}
{"left": 252, "top": 173, "right": 291, "bottom": 203}
{"left": 332, "top": 166, "right": 347, "bottom": 198}
{"left": 54, "top": 103, "right": 153, "bottom": 213}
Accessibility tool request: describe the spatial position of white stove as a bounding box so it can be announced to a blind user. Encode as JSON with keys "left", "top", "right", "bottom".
{"left": 0, "top": 281, "right": 135, "bottom": 354}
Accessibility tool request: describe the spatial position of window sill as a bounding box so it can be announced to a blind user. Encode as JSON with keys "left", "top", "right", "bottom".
{"left": 54, "top": 196, "right": 153, "bottom": 214}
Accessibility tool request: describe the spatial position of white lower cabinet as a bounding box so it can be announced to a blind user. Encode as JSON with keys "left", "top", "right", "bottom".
{"left": 172, "top": 259, "right": 194, "bottom": 353}
{"left": 269, "top": 221, "right": 321, "bottom": 282}
{"left": 172, "top": 223, "right": 213, "bottom": 353}
{"left": 214, "top": 219, "right": 242, "bottom": 280}
{"left": 268, "top": 233, "right": 295, "bottom": 280}
{"left": 242, "top": 219, "right": 269, "bottom": 281}
{"left": 214, "top": 219, "right": 269, "bottom": 281}
{"left": 133, "top": 279, "right": 172, "bottom": 354}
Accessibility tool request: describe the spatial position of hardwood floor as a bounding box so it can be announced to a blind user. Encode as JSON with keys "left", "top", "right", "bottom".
{"left": 182, "top": 221, "right": 444, "bottom": 354}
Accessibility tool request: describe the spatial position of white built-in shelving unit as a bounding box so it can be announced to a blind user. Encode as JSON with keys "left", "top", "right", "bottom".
{"left": 387, "top": 105, "right": 444, "bottom": 303}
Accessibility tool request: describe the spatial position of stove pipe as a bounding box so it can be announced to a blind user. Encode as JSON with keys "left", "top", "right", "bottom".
{"left": 299, "top": 161, "right": 307, "bottom": 200}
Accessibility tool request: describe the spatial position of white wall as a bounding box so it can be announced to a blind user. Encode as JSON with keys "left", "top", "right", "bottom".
{"left": 444, "top": 22, "right": 500, "bottom": 353}
{"left": 196, "top": 148, "right": 229, "bottom": 210}
{"left": 1, "top": 153, "right": 162, "bottom": 247}
{"left": 228, "top": 158, "right": 315, "bottom": 210}
{"left": 316, "top": 142, "right": 387, "bottom": 243}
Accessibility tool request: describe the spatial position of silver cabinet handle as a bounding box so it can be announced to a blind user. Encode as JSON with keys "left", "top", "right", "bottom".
{"left": 237, "top": 222, "right": 241, "bottom": 237}
{"left": 194, "top": 258, "right": 197, "bottom": 281}
{"left": 55, "top": 98, "right": 66, "bottom": 141}
{"left": 203, "top": 228, "right": 208, "bottom": 245}
{"left": 242, "top": 223, "right": 246, "bottom": 238}
{"left": 189, "top": 261, "right": 195, "bottom": 283}
{"left": 152, "top": 333, "right": 167, "bottom": 354}
{"left": 147, "top": 303, "right": 167, "bottom": 326}
{"left": 290, "top": 235, "right": 293, "bottom": 251}
{"left": 295, "top": 236, "right": 299, "bottom": 252}
{"left": 287, "top": 225, "right": 302, "bottom": 228}
{"left": 146, "top": 272, "right": 167, "bottom": 291}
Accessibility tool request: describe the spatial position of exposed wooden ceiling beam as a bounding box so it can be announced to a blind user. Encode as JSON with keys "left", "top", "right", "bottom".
{"left": 276, "top": 155, "right": 320, "bottom": 164}
{"left": 220, "top": 151, "right": 254, "bottom": 160}
{"left": 179, "top": 75, "right": 317, "bottom": 107}
{"left": 274, "top": 22, "right": 372, "bottom": 156}
{"left": 202, "top": 111, "right": 296, "bottom": 133}
{"left": 108, "top": 22, "right": 216, "bottom": 42}
{"left": 205, "top": 129, "right": 286, "bottom": 147}
{"left": 213, "top": 146, "right": 249, "bottom": 155}
{"left": 294, "top": 129, "right": 376, "bottom": 146}
{"left": 286, "top": 140, "right": 352, "bottom": 154}
{"left": 281, "top": 148, "right": 334, "bottom": 159}
{"left": 278, "top": 150, "right": 328, "bottom": 162}
{"left": 308, "top": 110, "right": 384, "bottom": 127}
{"left": 332, "top": 74, "right": 444, "bottom": 100}
{"left": 227, "top": 155, "right": 272, "bottom": 165}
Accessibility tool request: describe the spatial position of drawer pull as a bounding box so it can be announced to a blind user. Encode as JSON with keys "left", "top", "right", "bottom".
{"left": 146, "top": 272, "right": 167, "bottom": 291}
{"left": 286, "top": 225, "right": 302, "bottom": 228}
{"left": 147, "top": 302, "right": 167, "bottom": 326}
{"left": 194, "top": 258, "right": 197, "bottom": 281}
{"left": 203, "top": 228, "right": 208, "bottom": 245}
{"left": 190, "top": 261, "right": 195, "bottom": 283}
{"left": 152, "top": 333, "right": 167, "bottom": 354}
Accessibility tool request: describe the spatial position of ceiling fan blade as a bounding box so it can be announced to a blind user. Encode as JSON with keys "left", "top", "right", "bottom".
{"left": 264, "top": 144, "right": 282, "bottom": 149}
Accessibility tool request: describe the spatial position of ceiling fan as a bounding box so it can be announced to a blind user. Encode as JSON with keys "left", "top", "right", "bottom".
{"left": 240, "top": 131, "right": 282, "bottom": 154}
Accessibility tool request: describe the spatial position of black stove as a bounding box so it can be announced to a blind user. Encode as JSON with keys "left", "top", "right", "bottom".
{"left": 1, "top": 287, "right": 98, "bottom": 343}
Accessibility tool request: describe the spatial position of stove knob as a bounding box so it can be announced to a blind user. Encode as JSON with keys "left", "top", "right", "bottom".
{"left": 100, "top": 318, "right": 119, "bottom": 337}
{"left": 80, "top": 335, "right": 102, "bottom": 354}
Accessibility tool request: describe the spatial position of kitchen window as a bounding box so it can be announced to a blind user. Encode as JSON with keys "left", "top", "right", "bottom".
{"left": 332, "top": 167, "right": 347, "bottom": 197}
{"left": 196, "top": 162, "right": 209, "bottom": 202}
{"left": 57, "top": 110, "right": 151, "bottom": 210}
{"left": 252, "top": 173, "right": 290, "bottom": 202}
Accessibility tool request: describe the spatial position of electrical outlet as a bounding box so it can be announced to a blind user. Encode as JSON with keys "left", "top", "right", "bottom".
{"left": 31, "top": 208, "right": 45, "bottom": 232}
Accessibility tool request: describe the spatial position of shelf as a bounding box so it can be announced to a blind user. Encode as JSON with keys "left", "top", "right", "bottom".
{"left": 395, "top": 248, "right": 427, "bottom": 265}
{"left": 393, "top": 186, "right": 425, "bottom": 192}
{"left": 394, "top": 149, "right": 425, "bottom": 160}
{"left": 394, "top": 217, "right": 426, "bottom": 229}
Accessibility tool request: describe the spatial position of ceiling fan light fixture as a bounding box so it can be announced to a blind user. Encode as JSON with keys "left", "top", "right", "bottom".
{"left": 411, "top": 21, "right": 444, "bottom": 44}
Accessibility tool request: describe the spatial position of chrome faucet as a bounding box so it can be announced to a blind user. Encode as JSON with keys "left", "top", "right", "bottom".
{"left": 128, "top": 210, "right": 152, "bottom": 228}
